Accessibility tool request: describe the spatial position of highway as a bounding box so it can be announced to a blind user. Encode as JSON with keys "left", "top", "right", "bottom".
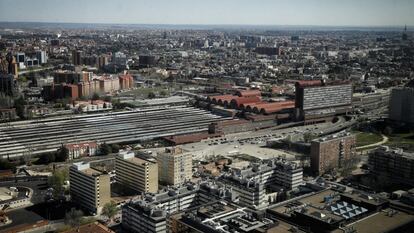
{"left": 0, "top": 106, "right": 231, "bottom": 158}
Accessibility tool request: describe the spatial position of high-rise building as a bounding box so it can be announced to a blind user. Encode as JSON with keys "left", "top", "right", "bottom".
{"left": 310, "top": 132, "right": 357, "bottom": 175}
{"left": 295, "top": 80, "right": 353, "bottom": 122}
{"left": 0, "top": 74, "right": 16, "bottom": 96}
{"left": 157, "top": 147, "right": 192, "bottom": 186}
{"left": 36, "top": 50, "right": 47, "bottom": 64}
{"left": 389, "top": 87, "right": 414, "bottom": 125}
{"left": 72, "top": 50, "right": 83, "bottom": 66}
{"left": 115, "top": 150, "right": 158, "bottom": 194}
{"left": 368, "top": 146, "right": 414, "bottom": 187}
{"left": 16, "top": 52, "right": 25, "bottom": 64}
{"left": 69, "top": 162, "right": 111, "bottom": 214}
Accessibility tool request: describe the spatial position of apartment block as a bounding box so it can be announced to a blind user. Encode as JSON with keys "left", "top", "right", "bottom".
{"left": 368, "top": 146, "right": 414, "bottom": 186}
{"left": 115, "top": 150, "right": 158, "bottom": 194}
{"left": 157, "top": 147, "right": 192, "bottom": 186}
{"left": 311, "top": 132, "right": 357, "bottom": 175}
{"left": 69, "top": 162, "right": 111, "bottom": 214}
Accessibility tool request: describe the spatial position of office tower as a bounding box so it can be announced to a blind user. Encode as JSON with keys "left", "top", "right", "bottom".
{"left": 157, "top": 147, "right": 192, "bottom": 186}
{"left": 72, "top": 50, "right": 83, "bottom": 66}
{"left": 16, "top": 52, "right": 25, "bottom": 64}
{"left": 310, "top": 132, "right": 357, "bottom": 175}
{"left": 69, "top": 162, "right": 111, "bottom": 214}
{"left": 295, "top": 80, "right": 353, "bottom": 123}
{"left": 0, "top": 74, "right": 16, "bottom": 96}
{"left": 36, "top": 50, "right": 47, "bottom": 64}
{"left": 115, "top": 150, "right": 158, "bottom": 194}
{"left": 368, "top": 146, "right": 414, "bottom": 186}
{"left": 389, "top": 87, "right": 414, "bottom": 125}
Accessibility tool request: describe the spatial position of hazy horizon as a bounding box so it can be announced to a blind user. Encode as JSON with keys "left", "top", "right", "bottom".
{"left": 0, "top": 0, "right": 413, "bottom": 27}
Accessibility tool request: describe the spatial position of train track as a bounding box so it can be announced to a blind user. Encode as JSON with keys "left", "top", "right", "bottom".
{"left": 0, "top": 106, "right": 231, "bottom": 158}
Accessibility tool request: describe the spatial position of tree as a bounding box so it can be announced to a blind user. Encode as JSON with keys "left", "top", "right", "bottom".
{"left": 14, "top": 96, "right": 27, "bottom": 119}
{"left": 37, "top": 152, "right": 56, "bottom": 164}
{"left": 383, "top": 126, "right": 393, "bottom": 136}
{"left": 0, "top": 159, "right": 16, "bottom": 171}
{"left": 55, "top": 146, "right": 69, "bottom": 162}
{"left": 103, "top": 96, "right": 112, "bottom": 102}
{"left": 147, "top": 91, "right": 156, "bottom": 99}
{"left": 159, "top": 90, "right": 167, "bottom": 97}
{"left": 99, "top": 143, "right": 112, "bottom": 155}
{"left": 92, "top": 92, "right": 100, "bottom": 101}
{"left": 303, "top": 132, "right": 316, "bottom": 143}
{"left": 48, "top": 169, "right": 69, "bottom": 199}
{"left": 102, "top": 201, "right": 119, "bottom": 221}
{"left": 110, "top": 144, "right": 120, "bottom": 153}
{"left": 64, "top": 208, "right": 83, "bottom": 227}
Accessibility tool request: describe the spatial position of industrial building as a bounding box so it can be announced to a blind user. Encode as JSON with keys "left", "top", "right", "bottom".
{"left": 69, "top": 162, "right": 111, "bottom": 214}
{"left": 310, "top": 132, "right": 357, "bottom": 175}
{"left": 157, "top": 147, "right": 192, "bottom": 186}
{"left": 115, "top": 150, "right": 158, "bottom": 194}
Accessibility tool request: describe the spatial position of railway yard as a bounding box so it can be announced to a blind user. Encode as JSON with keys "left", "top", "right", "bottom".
{"left": 0, "top": 105, "right": 230, "bottom": 158}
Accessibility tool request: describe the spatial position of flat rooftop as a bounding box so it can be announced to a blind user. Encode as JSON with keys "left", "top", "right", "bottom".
{"left": 332, "top": 208, "right": 414, "bottom": 233}
{"left": 124, "top": 156, "right": 156, "bottom": 165}
{"left": 81, "top": 167, "right": 104, "bottom": 177}
{"left": 269, "top": 189, "right": 337, "bottom": 214}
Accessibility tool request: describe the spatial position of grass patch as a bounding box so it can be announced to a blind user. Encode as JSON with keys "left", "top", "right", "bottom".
{"left": 355, "top": 132, "right": 383, "bottom": 147}
{"left": 385, "top": 132, "right": 414, "bottom": 151}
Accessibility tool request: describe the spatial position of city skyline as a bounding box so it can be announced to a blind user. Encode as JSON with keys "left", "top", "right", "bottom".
{"left": 0, "top": 0, "right": 414, "bottom": 27}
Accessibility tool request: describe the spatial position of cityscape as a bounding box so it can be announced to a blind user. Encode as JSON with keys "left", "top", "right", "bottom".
{"left": 0, "top": 1, "right": 414, "bottom": 233}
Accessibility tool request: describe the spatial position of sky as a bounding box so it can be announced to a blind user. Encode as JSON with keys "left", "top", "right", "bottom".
{"left": 0, "top": 0, "right": 413, "bottom": 26}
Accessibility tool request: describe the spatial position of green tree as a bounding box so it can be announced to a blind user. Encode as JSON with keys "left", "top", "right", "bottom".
{"left": 159, "top": 90, "right": 167, "bottom": 97}
{"left": 103, "top": 96, "right": 112, "bottom": 102}
{"left": 55, "top": 146, "right": 69, "bottom": 162}
{"left": 64, "top": 208, "right": 84, "bottom": 227}
{"left": 110, "top": 144, "right": 120, "bottom": 153}
{"left": 38, "top": 152, "right": 56, "bottom": 164}
{"left": 147, "top": 91, "right": 156, "bottom": 99}
{"left": 14, "top": 96, "right": 27, "bottom": 119}
{"left": 48, "top": 169, "right": 69, "bottom": 198}
{"left": 92, "top": 92, "right": 100, "bottom": 101}
{"left": 102, "top": 201, "right": 119, "bottom": 221}
{"left": 99, "top": 143, "right": 112, "bottom": 155}
{"left": 0, "top": 159, "right": 16, "bottom": 171}
{"left": 303, "top": 132, "right": 317, "bottom": 143}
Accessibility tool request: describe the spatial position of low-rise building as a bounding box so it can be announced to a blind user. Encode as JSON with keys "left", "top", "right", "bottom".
{"left": 64, "top": 141, "right": 98, "bottom": 160}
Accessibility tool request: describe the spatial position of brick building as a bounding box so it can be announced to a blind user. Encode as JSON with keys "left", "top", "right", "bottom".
{"left": 310, "top": 132, "right": 357, "bottom": 175}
